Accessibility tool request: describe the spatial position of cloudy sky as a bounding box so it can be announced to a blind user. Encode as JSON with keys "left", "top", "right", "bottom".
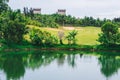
{"left": 8, "top": 0, "right": 120, "bottom": 19}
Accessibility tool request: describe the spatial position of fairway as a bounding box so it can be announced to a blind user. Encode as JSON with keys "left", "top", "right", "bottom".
{"left": 76, "top": 27, "right": 101, "bottom": 45}
{"left": 27, "top": 25, "right": 101, "bottom": 45}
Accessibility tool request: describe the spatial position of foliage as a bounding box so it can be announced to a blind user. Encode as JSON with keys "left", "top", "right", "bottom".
{"left": 23, "top": 9, "right": 59, "bottom": 28}
{"left": 0, "top": 10, "right": 27, "bottom": 23}
{"left": 3, "top": 55, "right": 25, "bottom": 80}
{"left": 34, "top": 14, "right": 59, "bottom": 28}
{"left": 98, "top": 55, "right": 120, "bottom": 78}
{"left": 23, "top": 7, "right": 34, "bottom": 19}
{"left": 0, "top": 0, "right": 9, "bottom": 14}
{"left": 66, "top": 30, "right": 78, "bottom": 45}
{"left": 29, "top": 28, "right": 58, "bottom": 46}
{"left": 52, "top": 14, "right": 81, "bottom": 26}
{"left": 52, "top": 14, "right": 112, "bottom": 27}
{"left": 27, "top": 20, "right": 42, "bottom": 27}
{"left": 27, "top": 26, "right": 100, "bottom": 45}
{"left": 22, "top": 7, "right": 120, "bottom": 28}
{"left": 3, "top": 20, "right": 26, "bottom": 44}
{"left": 98, "top": 22, "right": 120, "bottom": 46}
{"left": 24, "top": 12, "right": 114, "bottom": 28}
{"left": 0, "top": 10, "right": 27, "bottom": 44}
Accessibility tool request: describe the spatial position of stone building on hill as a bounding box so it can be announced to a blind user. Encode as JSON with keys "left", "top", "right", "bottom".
{"left": 33, "top": 8, "right": 41, "bottom": 14}
{"left": 57, "top": 9, "right": 66, "bottom": 15}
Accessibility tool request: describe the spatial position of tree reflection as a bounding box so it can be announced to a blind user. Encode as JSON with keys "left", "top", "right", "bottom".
{"left": 57, "top": 54, "right": 66, "bottom": 66}
{"left": 1, "top": 51, "right": 120, "bottom": 80}
{"left": 0, "top": 50, "right": 80, "bottom": 79}
{"left": 98, "top": 55, "right": 120, "bottom": 78}
{"left": 25, "top": 51, "right": 57, "bottom": 70}
{"left": 25, "top": 53, "right": 44, "bottom": 70}
{"left": 56, "top": 54, "right": 78, "bottom": 67}
{"left": 0, "top": 54, "right": 25, "bottom": 80}
{"left": 67, "top": 54, "right": 76, "bottom": 68}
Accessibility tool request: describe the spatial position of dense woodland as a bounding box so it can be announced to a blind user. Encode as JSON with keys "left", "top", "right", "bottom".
{"left": 1, "top": 0, "right": 120, "bottom": 47}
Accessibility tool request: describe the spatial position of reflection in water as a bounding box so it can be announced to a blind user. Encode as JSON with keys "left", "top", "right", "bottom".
{"left": 0, "top": 54, "right": 25, "bottom": 80}
{"left": 0, "top": 51, "right": 120, "bottom": 80}
{"left": 67, "top": 54, "right": 76, "bottom": 68}
{"left": 98, "top": 55, "right": 120, "bottom": 79}
{"left": 57, "top": 54, "right": 66, "bottom": 66}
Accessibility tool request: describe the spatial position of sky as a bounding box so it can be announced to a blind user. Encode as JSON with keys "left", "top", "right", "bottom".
{"left": 8, "top": 0, "right": 120, "bottom": 19}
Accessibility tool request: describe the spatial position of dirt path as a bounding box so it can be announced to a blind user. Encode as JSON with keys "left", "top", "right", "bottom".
{"left": 63, "top": 27, "right": 75, "bottom": 30}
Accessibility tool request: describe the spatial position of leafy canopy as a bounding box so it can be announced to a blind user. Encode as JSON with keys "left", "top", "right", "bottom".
{"left": 98, "top": 22, "right": 120, "bottom": 46}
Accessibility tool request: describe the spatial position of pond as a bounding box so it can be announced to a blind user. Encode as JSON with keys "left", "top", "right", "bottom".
{"left": 0, "top": 50, "right": 120, "bottom": 80}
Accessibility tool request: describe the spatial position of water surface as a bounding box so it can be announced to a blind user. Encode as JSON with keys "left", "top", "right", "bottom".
{"left": 0, "top": 51, "right": 120, "bottom": 80}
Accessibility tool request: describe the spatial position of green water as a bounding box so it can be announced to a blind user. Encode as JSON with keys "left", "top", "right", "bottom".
{"left": 0, "top": 50, "right": 120, "bottom": 80}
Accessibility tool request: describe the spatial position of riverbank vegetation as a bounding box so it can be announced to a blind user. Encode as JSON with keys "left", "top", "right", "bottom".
{"left": 1, "top": 0, "right": 120, "bottom": 52}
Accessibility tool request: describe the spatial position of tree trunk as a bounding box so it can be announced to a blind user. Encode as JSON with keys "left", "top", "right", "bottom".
{"left": 60, "top": 39, "right": 63, "bottom": 45}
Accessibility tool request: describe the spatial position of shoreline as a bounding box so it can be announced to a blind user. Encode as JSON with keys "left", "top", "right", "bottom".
{"left": 1, "top": 44, "right": 120, "bottom": 53}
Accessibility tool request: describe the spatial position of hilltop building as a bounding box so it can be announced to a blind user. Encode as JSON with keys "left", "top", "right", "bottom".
{"left": 57, "top": 9, "right": 66, "bottom": 15}
{"left": 33, "top": 8, "right": 41, "bottom": 14}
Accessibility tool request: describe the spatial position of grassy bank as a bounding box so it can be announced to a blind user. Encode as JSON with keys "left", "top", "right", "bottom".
{"left": 1, "top": 43, "right": 120, "bottom": 53}
{"left": 1, "top": 26, "right": 120, "bottom": 52}
{"left": 26, "top": 25, "right": 101, "bottom": 45}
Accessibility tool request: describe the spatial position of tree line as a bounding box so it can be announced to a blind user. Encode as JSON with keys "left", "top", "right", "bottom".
{"left": 22, "top": 7, "right": 120, "bottom": 28}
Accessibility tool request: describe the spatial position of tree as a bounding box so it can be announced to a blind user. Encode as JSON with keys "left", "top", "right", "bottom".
{"left": 0, "top": 10, "right": 27, "bottom": 44}
{"left": 98, "top": 22, "right": 120, "bottom": 46}
{"left": 3, "top": 20, "right": 26, "bottom": 44}
{"left": 29, "top": 28, "right": 43, "bottom": 45}
{"left": 23, "top": 7, "right": 29, "bottom": 16}
{"left": 29, "top": 28, "right": 58, "bottom": 46}
{"left": 34, "top": 14, "right": 59, "bottom": 28}
{"left": 29, "top": 8, "right": 34, "bottom": 19}
{"left": 66, "top": 30, "right": 78, "bottom": 45}
{"left": 0, "top": 0, "right": 9, "bottom": 14}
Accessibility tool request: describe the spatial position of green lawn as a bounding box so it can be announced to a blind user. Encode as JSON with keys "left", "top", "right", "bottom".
{"left": 76, "top": 27, "right": 101, "bottom": 45}
{"left": 26, "top": 25, "right": 101, "bottom": 45}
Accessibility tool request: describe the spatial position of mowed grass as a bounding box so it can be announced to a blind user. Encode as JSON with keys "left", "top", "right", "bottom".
{"left": 26, "top": 25, "right": 101, "bottom": 45}
{"left": 76, "top": 27, "right": 101, "bottom": 45}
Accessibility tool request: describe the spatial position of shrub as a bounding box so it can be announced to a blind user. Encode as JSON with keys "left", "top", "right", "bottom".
{"left": 27, "top": 20, "right": 42, "bottom": 27}
{"left": 66, "top": 30, "right": 78, "bottom": 45}
{"left": 2, "top": 20, "right": 27, "bottom": 44}
{"left": 29, "top": 28, "right": 42, "bottom": 45}
{"left": 29, "top": 28, "right": 58, "bottom": 46}
{"left": 0, "top": 10, "right": 28, "bottom": 45}
{"left": 98, "top": 22, "right": 120, "bottom": 46}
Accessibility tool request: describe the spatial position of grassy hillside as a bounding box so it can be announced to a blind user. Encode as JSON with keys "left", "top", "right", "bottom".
{"left": 25, "top": 25, "right": 101, "bottom": 45}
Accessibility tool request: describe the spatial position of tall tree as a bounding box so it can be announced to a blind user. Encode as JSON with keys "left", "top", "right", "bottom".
{"left": 98, "top": 22, "right": 120, "bottom": 46}
{"left": 0, "top": 10, "right": 27, "bottom": 44}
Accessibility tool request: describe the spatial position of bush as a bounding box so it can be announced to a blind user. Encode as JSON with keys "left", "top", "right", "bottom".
{"left": 98, "top": 22, "right": 120, "bottom": 46}
{"left": 29, "top": 28, "right": 58, "bottom": 46}
{"left": 2, "top": 20, "right": 27, "bottom": 44}
{"left": 27, "top": 20, "right": 42, "bottom": 27}
{"left": 66, "top": 30, "right": 78, "bottom": 45}
{"left": 0, "top": 10, "right": 28, "bottom": 45}
{"left": 29, "top": 28, "right": 43, "bottom": 45}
